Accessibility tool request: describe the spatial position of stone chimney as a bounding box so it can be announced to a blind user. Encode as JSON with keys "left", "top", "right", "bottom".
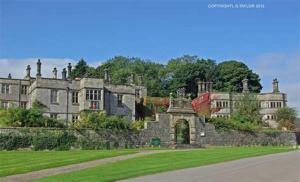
{"left": 36, "top": 59, "right": 42, "bottom": 78}
{"left": 242, "top": 78, "right": 249, "bottom": 93}
{"left": 53, "top": 68, "right": 57, "bottom": 79}
{"left": 8, "top": 73, "right": 12, "bottom": 79}
{"left": 197, "top": 80, "right": 213, "bottom": 96}
{"left": 104, "top": 68, "right": 109, "bottom": 82}
{"left": 62, "top": 68, "right": 67, "bottom": 80}
{"left": 25, "top": 65, "right": 31, "bottom": 80}
{"left": 67, "top": 63, "right": 72, "bottom": 79}
{"left": 272, "top": 78, "right": 279, "bottom": 93}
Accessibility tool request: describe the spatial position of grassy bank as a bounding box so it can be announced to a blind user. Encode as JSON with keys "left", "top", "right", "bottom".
{"left": 0, "top": 149, "right": 138, "bottom": 177}
{"left": 35, "top": 147, "right": 294, "bottom": 182}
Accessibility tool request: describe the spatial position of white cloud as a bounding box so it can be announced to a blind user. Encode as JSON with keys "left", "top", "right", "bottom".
{"left": 0, "top": 58, "right": 76, "bottom": 79}
{"left": 250, "top": 52, "right": 300, "bottom": 115}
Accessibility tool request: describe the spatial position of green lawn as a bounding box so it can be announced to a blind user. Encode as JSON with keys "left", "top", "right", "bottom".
{"left": 35, "top": 147, "right": 294, "bottom": 182}
{"left": 0, "top": 149, "right": 138, "bottom": 177}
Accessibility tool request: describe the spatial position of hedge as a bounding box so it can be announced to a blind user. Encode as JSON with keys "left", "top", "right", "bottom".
{"left": 0, "top": 129, "right": 135, "bottom": 151}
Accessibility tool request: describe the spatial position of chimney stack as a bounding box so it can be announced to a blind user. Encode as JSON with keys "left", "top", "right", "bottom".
{"left": 67, "top": 63, "right": 72, "bottom": 79}
{"left": 25, "top": 65, "right": 31, "bottom": 79}
{"left": 104, "top": 68, "right": 109, "bottom": 82}
{"left": 197, "top": 80, "right": 213, "bottom": 96}
{"left": 36, "top": 59, "right": 42, "bottom": 78}
{"left": 53, "top": 67, "right": 57, "bottom": 79}
{"left": 8, "top": 73, "right": 12, "bottom": 79}
{"left": 242, "top": 78, "right": 249, "bottom": 93}
{"left": 62, "top": 68, "right": 67, "bottom": 80}
{"left": 272, "top": 78, "right": 279, "bottom": 93}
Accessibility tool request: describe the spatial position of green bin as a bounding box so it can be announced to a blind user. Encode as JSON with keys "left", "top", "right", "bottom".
{"left": 151, "top": 137, "right": 161, "bottom": 147}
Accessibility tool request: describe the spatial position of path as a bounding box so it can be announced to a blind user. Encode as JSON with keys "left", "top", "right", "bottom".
{"left": 121, "top": 150, "right": 300, "bottom": 182}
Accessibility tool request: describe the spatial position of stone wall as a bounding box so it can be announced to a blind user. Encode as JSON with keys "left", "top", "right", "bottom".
{"left": 0, "top": 123, "right": 297, "bottom": 150}
{"left": 0, "top": 127, "right": 140, "bottom": 149}
{"left": 203, "top": 123, "right": 297, "bottom": 146}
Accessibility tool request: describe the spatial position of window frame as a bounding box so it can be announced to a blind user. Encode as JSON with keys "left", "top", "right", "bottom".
{"left": 86, "top": 89, "right": 101, "bottom": 101}
{"left": 1, "top": 101, "right": 8, "bottom": 109}
{"left": 72, "top": 91, "right": 79, "bottom": 104}
{"left": 21, "top": 85, "right": 28, "bottom": 95}
{"left": 50, "top": 89, "right": 58, "bottom": 104}
{"left": 1, "top": 84, "right": 10, "bottom": 94}
{"left": 117, "top": 94, "right": 123, "bottom": 107}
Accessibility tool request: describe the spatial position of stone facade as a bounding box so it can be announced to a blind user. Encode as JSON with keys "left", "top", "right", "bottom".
{"left": 198, "top": 79, "right": 287, "bottom": 128}
{"left": 0, "top": 60, "right": 147, "bottom": 122}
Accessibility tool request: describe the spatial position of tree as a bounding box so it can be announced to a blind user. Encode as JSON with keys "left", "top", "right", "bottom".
{"left": 231, "top": 93, "right": 262, "bottom": 126}
{"left": 276, "top": 107, "right": 297, "bottom": 130}
{"left": 215, "top": 61, "right": 262, "bottom": 93}
{"left": 70, "top": 59, "right": 90, "bottom": 79}
{"left": 165, "top": 55, "right": 218, "bottom": 98}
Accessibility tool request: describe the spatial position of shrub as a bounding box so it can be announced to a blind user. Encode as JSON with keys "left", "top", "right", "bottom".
{"left": 32, "top": 131, "right": 76, "bottom": 151}
{"left": 0, "top": 107, "right": 64, "bottom": 128}
{"left": 0, "top": 133, "right": 32, "bottom": 150}
{"left": 131, "top": 120, "right": 144, "bottom": 130}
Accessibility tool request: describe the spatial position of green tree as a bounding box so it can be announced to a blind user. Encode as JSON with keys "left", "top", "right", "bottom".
{"left": 215, "top": 61, "right": 262, "bottom": 93}
{"left": 70, "top": 59, "right": 90, "bottom": 79}
{"left": 276, "top": 107, "right": 297, "bottom": 130}
{"left": 231, "top": 93, "right": 262, "bottom": 125}
{"left": 165, "top": 55, "right": 218, "bottom": 97}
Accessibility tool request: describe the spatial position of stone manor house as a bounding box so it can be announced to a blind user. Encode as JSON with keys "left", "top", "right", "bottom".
{"left": 0, "top": 59, "right": 287, "bottom": 127}
{"left": 197, "top": 78, "right": 287, "bottom": 127}
{"left": 0, "top": 60, "right": 146, "bottom": 122}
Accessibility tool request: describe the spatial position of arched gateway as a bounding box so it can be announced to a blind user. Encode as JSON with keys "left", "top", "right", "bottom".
{"left": 167, "top": 88, "right": 198, "bottom": 145}
{"left": 142, "top": 88, "right": 205, "bottom": 147}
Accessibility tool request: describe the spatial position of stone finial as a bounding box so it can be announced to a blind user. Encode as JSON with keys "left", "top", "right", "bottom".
{"left": 25, "top": 65, "right": 31, "bottom": 79}
{"left": 177, "top": 87, "right": 186, "bottom": 98}
{"left": 8, "top": 73, "right": 12, "bottom": 79}
{"left": 53, "top": 67, "right": 57, "bottom": 79}
{"left": 62, "top": 68, "right": 67, "bottom": 80}
{"left": 67, "top": 63, "right": 72, "bottom": 78}
{"left": 272, "top": 78, "right": 279, "bottom": 93}
{"left": 36, "top": 59, "right": 42, "bottom": 77}
{"left": 242, "top": 78, "right": 249, "bottom": 93}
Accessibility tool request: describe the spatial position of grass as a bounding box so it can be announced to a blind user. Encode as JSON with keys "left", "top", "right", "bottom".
{"left": 34, "top": 147, "right": 294, "bottom": 182}
{"left": 0, "top": 149, "right": 138, "bottom": 177}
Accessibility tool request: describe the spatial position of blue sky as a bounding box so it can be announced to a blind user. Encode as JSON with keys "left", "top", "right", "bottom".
{"left": 0, "top": 0, "right": 299, "bottom": 112}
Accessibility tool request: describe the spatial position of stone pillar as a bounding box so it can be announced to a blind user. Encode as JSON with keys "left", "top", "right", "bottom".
{"left": 104, "top": 68, "right": 109, "bottom": 82}
{"left": 272, "top": 78, "right": 279, "bottom": 93}
{"left": 137, "top": 75, "right": 143, "bottom": 85}
{"left": 130, "top": 73, "right": 134, "bottom": 84}
{"left": 62, "top": 68, "right": 67, "bottom": 80}
{"left": 242, "top": 78, "right": 249, "bottom": 93}
{"left": 53, "top": 68, "right": 57, "bottom": 79}
{"left": 36, "top": 59, "right": 42, "bottom": 78}
{"left": 67, "top": 63, "right": 72, "bottom": 79}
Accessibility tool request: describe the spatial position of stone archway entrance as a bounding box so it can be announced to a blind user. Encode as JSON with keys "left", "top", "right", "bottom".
{"left": 167, "top": 88, "right": 197, "bottom": 146}
{"left": 175, "top": 119, "right": 190, "bottom": 144}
